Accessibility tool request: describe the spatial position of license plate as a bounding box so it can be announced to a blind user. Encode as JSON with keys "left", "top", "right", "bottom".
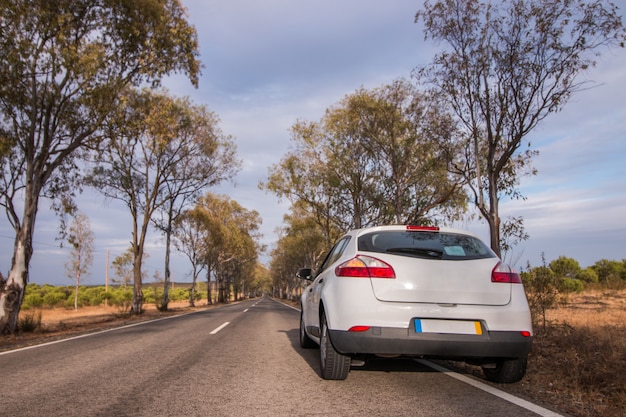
{"left": 414, "top": 319, "right": 482, "bottom": 335}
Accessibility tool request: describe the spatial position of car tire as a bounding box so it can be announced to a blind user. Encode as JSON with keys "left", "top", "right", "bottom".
{"left": 319, "top": 312, "right": 350, "bottom": 380}
{"left": 300, "top": 310, "right": 316, "bottom": 349}
{"left": 482, "top": 356, "right": 528, "bottom": 383}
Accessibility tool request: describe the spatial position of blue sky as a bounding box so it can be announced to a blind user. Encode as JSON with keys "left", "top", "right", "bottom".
{"left": 2, "top": 0, "right": 625, "bottom": 286}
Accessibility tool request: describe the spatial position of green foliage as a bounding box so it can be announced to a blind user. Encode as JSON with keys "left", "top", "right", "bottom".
{"left": 169, "top": 287, "right": 190, "bottom": 301}
{"left": 549, "top": 256, "right": 581, "bottom": 279}
{"left": 42, "top": 288, "right": 71, "bottom": 308}
{"left": 107, "top": 287, "right": 134, "bottom": 313}
{"left": 521, "top": 257, "right": 559, "bottom": 331}
{"left": 558, "top": 277, "right": 584, "bottom": 294}
{"left": 263, "top": 80, "right": 466, "bottom": 235}
{"left": 591, "top": 259, "right": 626, "bottom": 287}
{"left": 0, "top": 0, "right": 201, "bottom": 333}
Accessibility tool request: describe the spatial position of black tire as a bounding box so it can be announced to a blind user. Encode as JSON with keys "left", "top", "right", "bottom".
{"left": 300, "top": 310, "right": 316, "bottom": 349}
{"left": 482, "top": 356, "right": 528, "bottom": 383}
{"left": 319, "top": 312, "right": 351, "bottom": 380}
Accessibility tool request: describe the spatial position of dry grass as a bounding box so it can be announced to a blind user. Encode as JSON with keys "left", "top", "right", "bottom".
{"left": 510, "top": 290, "right": 626, "bottom": 417}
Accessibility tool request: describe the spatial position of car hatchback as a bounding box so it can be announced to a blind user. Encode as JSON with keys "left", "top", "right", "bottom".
{"left": 297, "top": 225, "right": 533, "bottom": 382}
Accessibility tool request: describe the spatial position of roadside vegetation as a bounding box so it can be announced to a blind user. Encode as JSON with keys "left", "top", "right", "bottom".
{"left": 506, "top": 258, "right": 624, "bottom": 417}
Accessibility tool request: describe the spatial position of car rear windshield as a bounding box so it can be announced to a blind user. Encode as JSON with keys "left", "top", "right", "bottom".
{"left": 358, "top": 231, "right": 495, "bottom": 260}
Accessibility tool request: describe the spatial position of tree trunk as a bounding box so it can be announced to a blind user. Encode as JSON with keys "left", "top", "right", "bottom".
{"left": 488, "top": 173, "right": 501, "bottom": 258}
{"left": 131, "top": 250, "right": 144, "bottom": 314}
{"left": 189, "top": 265, "right": 197, "bottom": 307}
{"left": 0, "top": 191, "right": 38, "bottom": 333}
{"left": 161, "top": 220, "right": 172, "bottom": 311}
{"left": 74, "top": 272, "right": 80, "bottom": 311}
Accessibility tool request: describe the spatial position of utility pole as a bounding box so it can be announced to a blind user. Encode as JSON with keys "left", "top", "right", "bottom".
{"left": 105, "top": 249, "right": 109, "bottom": 306}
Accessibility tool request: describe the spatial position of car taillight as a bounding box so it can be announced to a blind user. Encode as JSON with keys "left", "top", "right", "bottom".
{"left": 491, "top": 262, "right": 522, "bottom": 283}
{"left": 335, "top": 255, "right": 396, "bottom": 279}
{"left": 406, "top": 225, "right": 440, "bottom": 231}
{"left": 348, "top": 326, "right": 371, "bottom": 332}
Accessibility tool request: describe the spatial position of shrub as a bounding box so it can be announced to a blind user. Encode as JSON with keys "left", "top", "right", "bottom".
{"left": 18, "top": 311, "right": 42, "bottom": 332}
{"left": 559, "top": 277, "right": 584, "bottom": 294}
{"left": 22, "top": 293, "right": 44, "bottom": 309}
{"left": 521, "top": 257, "right": 559, "bottom": 331}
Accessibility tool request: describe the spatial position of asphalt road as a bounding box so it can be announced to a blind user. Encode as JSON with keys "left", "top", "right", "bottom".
{"left": 0, "top": 297, "right": 564, "bottom": 417}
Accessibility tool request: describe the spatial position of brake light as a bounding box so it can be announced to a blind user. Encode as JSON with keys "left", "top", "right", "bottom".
{"left": 335, "top": 255, "right": 396, "bottom": 279}
{"left": 406, "top": 225, "right": 440, "bottom": 231}
{"left": 491, "top": 262, "right": 522, "bottom": 283}
{"left": 348, "top": 326, "right": 371, "bottom": 332}
{"left": 520, "top": 331, "right": 532, "bottom": 337}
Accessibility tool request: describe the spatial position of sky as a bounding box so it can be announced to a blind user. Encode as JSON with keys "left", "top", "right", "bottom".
{"left": 2, "top": 0, "right": 625, "bottom": 286}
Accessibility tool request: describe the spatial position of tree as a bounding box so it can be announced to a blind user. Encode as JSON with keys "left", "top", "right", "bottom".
{"left": 173, "top": 210, "right": 209, "bottom": 306}
{"left": 111, "top": 249, "right": 134, "bottom": 290}
{"left": 146, "top": 91, "right": 239, "bottom": 311}
{"left": 89, "top": 88, "right": 232, "bottom": 314}
{"left": 521, "top": 255, "right": 559, "bottom": 332}
{"left": 0, "top": 0, "right": 200, "bottom": 333}
{"left": 263, "top": 80, "right": 465, "bottom": 235}
{"left": 591, "top": 259, "right": 625, "bottom": 287}
{"left": 65, "top": 213, "right": 95, "bottom": 310}
{"left": 189, "top": 193, "right": 263, "bottom": 304}
{"left": 416, "top": 0, "right": 625, "bottom": 256}
{"left": 270, "top": 204, "right": 329, "bottom": 300}
{"left": 549, "top": 256, "right": 581, "bottom": 279}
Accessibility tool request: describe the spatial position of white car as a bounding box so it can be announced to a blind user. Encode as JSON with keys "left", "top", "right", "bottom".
{"left": 297, "top": 225, "right": 533, "bottom": 383}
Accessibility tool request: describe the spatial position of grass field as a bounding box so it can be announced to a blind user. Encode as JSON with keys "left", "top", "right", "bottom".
{"left": 519, "top": 290, "right": 626, "bottom": 417}
{"left": 4, "top": 291, "right": 625, "bottom": 417}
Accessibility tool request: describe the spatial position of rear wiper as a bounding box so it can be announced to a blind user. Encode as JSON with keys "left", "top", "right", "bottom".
{"left": 386, "top": 247, "right": 443, "bottom": 259}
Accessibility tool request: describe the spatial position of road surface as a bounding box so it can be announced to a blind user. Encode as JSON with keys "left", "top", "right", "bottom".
{"left": 0, "top": 297, "right": 565, "bottom": 416}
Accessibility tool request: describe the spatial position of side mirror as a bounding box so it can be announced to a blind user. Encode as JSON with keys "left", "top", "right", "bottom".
{"left": 296, "top": 268, "right": 314, "bottom": 281}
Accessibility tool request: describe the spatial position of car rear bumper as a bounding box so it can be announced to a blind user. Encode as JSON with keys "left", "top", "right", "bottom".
{"left": 328, "top": 327, "right": 532, "bottom": 359}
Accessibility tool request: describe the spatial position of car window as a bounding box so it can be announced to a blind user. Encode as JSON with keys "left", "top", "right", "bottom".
{"left": 318, "top": 237, "right": 351, "bottom": 273}
{"left": 358, "top": 231, "right": 495, "bottom": 260}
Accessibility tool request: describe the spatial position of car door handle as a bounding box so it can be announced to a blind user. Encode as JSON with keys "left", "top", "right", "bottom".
{"left": 319, "top": 278, "right": 324, "bottom": 283}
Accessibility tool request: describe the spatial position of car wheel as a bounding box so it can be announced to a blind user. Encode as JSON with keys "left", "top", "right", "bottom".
{"left": 300, "top": 310, "right": 316, "bottom": 349}
{"left": 319, "top": 312, "right": 350, "bottom": 380}
{"left": 482, "top": 356, "right": 528, "bottom": 383}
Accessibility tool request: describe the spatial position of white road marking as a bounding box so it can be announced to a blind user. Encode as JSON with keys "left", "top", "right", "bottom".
{"left": 209, "top": 322, "right": 230, "bottom": 335}
{"left": 0, "top": 312, "right": 200, "bottom": 356}
{"left": 417, "top": 360, "right": 564, "bottom": 417}
{"left": 243, "top": 308, "right": 249, "bottom": 312}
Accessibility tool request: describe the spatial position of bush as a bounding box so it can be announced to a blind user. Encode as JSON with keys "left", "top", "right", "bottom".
{"left": 42, "top": 291, "right": 67, "bottom": 308}
{"left": 18, "top": 311, "right": 42, "bottom": 332}
{"left": 559, "top": 277, "right": 584, "bottom": 294}
{"left": 521, "top": 258, "right": 559, "bottom": 331}
{"left": 107, "top": 287, "right": 133, "bottom": 313}
{"left": 22, "top": 292, "right": 44, "bottom": 309}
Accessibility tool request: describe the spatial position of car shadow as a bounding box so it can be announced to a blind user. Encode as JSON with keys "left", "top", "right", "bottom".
{"left": 282, "top": 328, "right": 439, "bottom": 378}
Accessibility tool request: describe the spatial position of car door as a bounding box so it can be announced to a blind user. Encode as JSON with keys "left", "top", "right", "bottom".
{"left": 305, "top": 236, "right": 351, "bottom": 336}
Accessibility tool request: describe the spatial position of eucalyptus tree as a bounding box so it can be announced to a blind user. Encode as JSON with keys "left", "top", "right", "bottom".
{"left": 416, "top": 0, "right": 626, "bottom": 256}
{"left": 147, "top": 94, "right": 238, "bottom": 311}
{"left": 87, "top": 88, "right": 235, "bottom": 314}
{"left": 173, "top": 210, "right": 209, "bottom": 306}
{"left": 65, "top": 213, "right": 94, "bottom": 311}
{"left": 189, "top": 193, "right": 262, "bottom": 304}
{"left": 270, "top": 204, "right": 329, "bottom": 300}
{"left": 0, "top": 0, "right": 199, "bottom": 333}
{"left": 263, "top": 80, "right": 465, "bottom": 234}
